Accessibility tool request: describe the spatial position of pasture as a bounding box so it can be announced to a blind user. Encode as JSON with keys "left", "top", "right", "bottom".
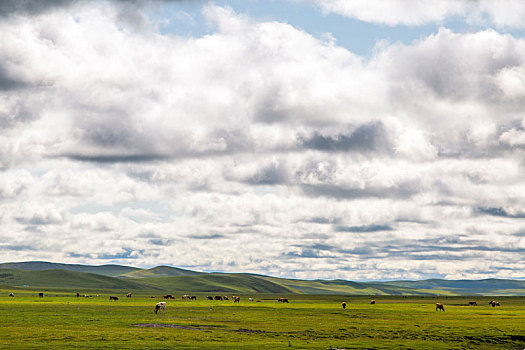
{"left": 0, "top": 291, "right": 524, "bottom": 349}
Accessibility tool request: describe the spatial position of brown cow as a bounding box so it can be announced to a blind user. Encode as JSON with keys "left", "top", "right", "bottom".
{"left": 342, "top": 302, "right": 346, "bottom": 309}
{"left": 163, "top": 294, "right": 175, "bottom": 300}
{"left": 436, "top": 303, "right": 445, "bottom": 311}
{"left": 233, "top": 296, "right": 240, "bottom": 303}
{"left": 126, "top": 293, "right": 132, "bottom": 298}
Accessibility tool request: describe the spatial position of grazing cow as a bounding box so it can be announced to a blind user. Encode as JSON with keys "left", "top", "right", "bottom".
{"left": 190, "top": 296, "right": 197, "bottom": 300}
{"left": 249, "top": 298, "right": 254, "bottom": 302}
{"left": 489, "top": 301, "right": 500, "bottom": 307}
{"left": 38, "top": 293, "right": 44, "bottom": 298}
{"left": 76, "top": 292, "right": 80, "bottom": 297}
{"left": 214, "top": 296, "right": 223, "bottom": 301}
{"left": 370, "top": 300, "right": 376, "bottom": 304}
{"left": 163, "top": 294, "right": 175, "bottom": 300}
{"left": 277, "top": 298, "right": 288, "bottom": 303}
{"left": 206, "top": 296, "right": 214, "bottom": 300}
{"left": 233, "top": 296, "right": 240, "bottom": 303}
{"left": 436, "top": 303, "right": 445, "bottom": 311}
{"left": 182, "top": 295, "right": 190, "bottom": 300}
{"left": 469, "top": 301, "right": 477, "bottom": 306}
{"left": 154, "top": 302, "right": 166, "bottom": 315}
{"left": 127, "top": 293, "right": 132, "bottom": 298}
{"left": 9, "top": 293, "right": 14, "bottom": 297}
{"left": 150, "top": 296, "right": 155, "bottom": 298}
{"left": 109, "top": 296, "right": 119, "bottom": 301}
{"left": 342, "top": 302, "right": 346, "bottom": 309}
{"left": 223, "top": 296, "right": 229, "bottom": 300}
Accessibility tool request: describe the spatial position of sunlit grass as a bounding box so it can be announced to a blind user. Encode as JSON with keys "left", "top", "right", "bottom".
{"left": 0, "top": 291, "right": 524, "bottom": 349}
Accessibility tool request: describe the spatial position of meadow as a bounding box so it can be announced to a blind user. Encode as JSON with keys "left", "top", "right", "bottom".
{"left": 1, "top": 290, "right": 524, "bottom": 349}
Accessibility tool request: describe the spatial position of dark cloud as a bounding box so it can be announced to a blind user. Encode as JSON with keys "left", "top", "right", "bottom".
{"left": 188, "top": 234, "right": 224, "bottom": 239}
{"left": 300, "top": 181, "right": 420, "bottom": 199}
{"left": 476, "top": 207, "right": 525, "bottom": 218}
{"left": 302, "top": 217, "right": 341, "bottom": 224}
{"left": 0, "top": 67, "right": 27, "bottom": 91}
{"left": 335, "top": 224, "right": 393, "bottom": 232}
{"left": 63, "top": 153, "right": 170, "bottom": 163}
{"left": 300, "top": 122, "right": 391, "bottom": 153}
{"left": 243, "top": 162, "right": 288, "bottom": 185}
{"left": 0, "top": 0, "right": 78, "bottom": 16}
{"left": 0, "top": 0, "right": 202, "bottom": 16}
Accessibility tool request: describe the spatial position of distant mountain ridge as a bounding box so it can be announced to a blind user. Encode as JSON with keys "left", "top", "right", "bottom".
{"left": 1, "top": 261, "right": 524, "bottom": 295}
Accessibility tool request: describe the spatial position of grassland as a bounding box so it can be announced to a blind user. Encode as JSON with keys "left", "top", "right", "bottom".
{"left": 1, "top": 290, "right": 524, "bottom": 349}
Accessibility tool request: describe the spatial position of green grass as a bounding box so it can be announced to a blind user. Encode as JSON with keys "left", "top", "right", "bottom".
{"left": 1, "top": 291, "right": 524, "bottom": 349}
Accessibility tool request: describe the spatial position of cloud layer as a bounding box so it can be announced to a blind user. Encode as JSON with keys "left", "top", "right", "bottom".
{"left": 306, "top": 0, "right": 525, "bottom": 28}
{"left": 0, "top": 1, "right": 524, "bottom": 280}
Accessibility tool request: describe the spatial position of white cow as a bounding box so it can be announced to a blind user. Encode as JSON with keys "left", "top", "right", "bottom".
{"left": 155, "top": 302, "right": 166, "bottom": 314}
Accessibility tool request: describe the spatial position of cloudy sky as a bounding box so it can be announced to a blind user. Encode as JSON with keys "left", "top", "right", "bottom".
{"left": 1, "top": 0, "right": 524, "bottom": 281}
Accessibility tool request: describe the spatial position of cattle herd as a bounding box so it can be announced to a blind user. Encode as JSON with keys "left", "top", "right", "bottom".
{"left": 5, "top": 292, "right": 502, "bottom": 315}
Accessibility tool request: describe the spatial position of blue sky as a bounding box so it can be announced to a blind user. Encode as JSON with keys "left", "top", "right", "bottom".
{"left": 0, "top": 0, "right": 524, "bottom": 281}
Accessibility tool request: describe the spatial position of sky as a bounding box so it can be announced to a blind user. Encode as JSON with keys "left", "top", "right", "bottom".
{"left": 0, "top": 0, "right": 524, "bottom": 281}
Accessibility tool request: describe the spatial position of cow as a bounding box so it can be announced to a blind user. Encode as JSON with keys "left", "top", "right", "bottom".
{"left": 38, "top": 293, "right": 44, "bottom": 298}
{"left": 370, "top": 300, "right": 376, "bottom": 304}
{"left": 277, "top": 298, "right": 288, "bottom": 303}
{"left": 9, "top": 293, "right": 14, "bottom": 297}
{"left": 342, "top": 302, "right": 346, "bottom": 309}
{"left": 154, "top": 302, "right": 166, "bottom": 315}
{"left": 190, "top": 296, "right": 197, "bottom": 300}
{"left": 163, "top": 295, "right": 175, "bottom": 300}
{"left": 150, "top": 296, "right": 156, "bottom": 298}
{"left": 249, "top": 298, "right": 254, "bottom": 302}
{"left": 206, "top": 296, "right": 214, "bottom": 300}
{"left": 76, "top": 292, "right": 80, "bottom": 297}
{"left": 126, "top": 293, "right": 132, "bottom": 298}
{"left": 469, "top": 301, "right": 477, "bottom": 306}
{"left": 223, "top": 296, "right": 229, "bottom": 300}
{"left": 233, "top": 296, "right": 240, "bottom": 303}
{"left": 489, "top": 300, "right": 500, "bottom": 307}
{"left": 436, "top": 303, "right": 445, "bottom": 311}
{"left": 109, "top": 296, "right": 119, "bottom": 301}
{"left": 182, "top": 295, "right": 190, "bottom": 300}
{"left": 214, "top": 296, "right": 223, "bottom": 301}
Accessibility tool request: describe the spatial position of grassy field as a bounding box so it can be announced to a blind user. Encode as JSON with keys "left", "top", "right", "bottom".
{"left": 1, "top": 290, "right": 524, "bottom": 349}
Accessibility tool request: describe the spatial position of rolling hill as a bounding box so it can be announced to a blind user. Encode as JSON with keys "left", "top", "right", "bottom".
{"left": 0, "top": 269, "right": 160, "bottom": 290}
{"left": 0, "top": 261, "right": 138, "bottom": 277}
{"left": 120, "top": 266, "right": 204, "bottom": 278}
{"left": 1, "top": 261, "right": 524, "bottom": 295}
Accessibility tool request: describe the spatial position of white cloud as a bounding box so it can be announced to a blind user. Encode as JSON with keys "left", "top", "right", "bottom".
{"left": 0, "top": 2, "right": 524, "bottom": 280}
{"left": 305, "top": 0, "right": 525, "bottom": 28}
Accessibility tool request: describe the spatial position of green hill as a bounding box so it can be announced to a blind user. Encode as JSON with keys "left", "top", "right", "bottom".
{"left": 0, "top": 261, "right": 139, "bottom": 277}
{"left": 120, "top": 266, "right": 204, "bottom": 278}
{"left": 381, "top": 279, "right": 525, "bottom": 296}
{"left": 1, "top": 261, "right": 524, "bottom": 295}
{"left": 137, "top": 274, "right": 294, "bottom": 294}
{"left": 0, "top": 269, "right": 159, "bottom": 290}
